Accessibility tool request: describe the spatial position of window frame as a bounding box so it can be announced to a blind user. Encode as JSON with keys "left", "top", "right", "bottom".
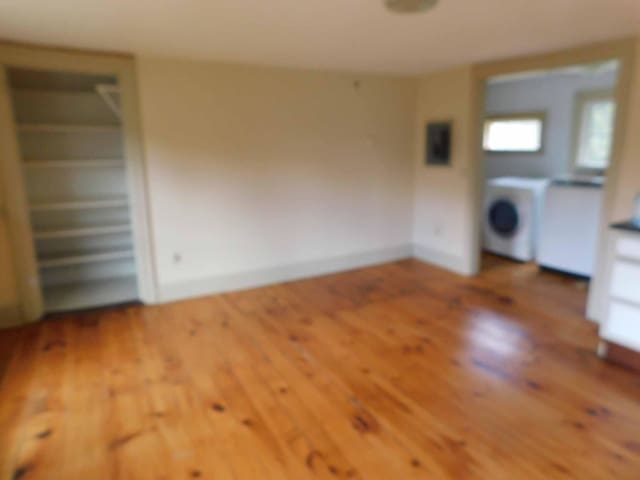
{"left": 482, "top": 112, "right": 546, "bottom": 154}
{"left": 571, "top": 89, "right": 616, "bottom": 174}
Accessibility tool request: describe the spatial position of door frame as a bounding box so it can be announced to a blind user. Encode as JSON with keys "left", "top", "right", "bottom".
{"left": 467, "top": 37, "right": 636, "bottom": 322}
{"left": 0, "top": 41, "right": 158, "bottom": 323}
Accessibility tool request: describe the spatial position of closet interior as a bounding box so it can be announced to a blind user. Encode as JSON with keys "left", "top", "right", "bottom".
{"left": 8, "top": 67, "right": 139, "bottom": 313}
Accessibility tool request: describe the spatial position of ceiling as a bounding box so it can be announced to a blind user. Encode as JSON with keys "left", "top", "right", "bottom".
{"left": 1, "top": 0, "right": 639, "bottom": 74}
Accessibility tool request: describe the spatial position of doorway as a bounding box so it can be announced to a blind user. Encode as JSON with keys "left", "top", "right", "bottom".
{"left": 7, "top": 67, "right": 140, "bottom": 314}
{"left": 0, "top": 43, "right": 156, "bottom": 322}
{"left": 470, "top": 41, "right": 635, "bottom": 322}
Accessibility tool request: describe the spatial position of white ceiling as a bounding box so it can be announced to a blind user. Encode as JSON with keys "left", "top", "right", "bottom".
{"left": 1, "top": 0, "right": 640, "bottom": 74}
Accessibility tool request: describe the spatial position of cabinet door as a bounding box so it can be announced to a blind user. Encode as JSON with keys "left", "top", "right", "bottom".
{"left": 610, "top": 260, "right": 640, "bottom": 305}
{"left": 602, "top": 301, "right": 640, "bottom": 351}
{"left": 616, "top": 235, "right": 640, "bottom": 262}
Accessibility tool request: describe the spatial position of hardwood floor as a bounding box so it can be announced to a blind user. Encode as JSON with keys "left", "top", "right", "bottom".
{"left": 1, "top": 256, "right": 639, "bottom": 479}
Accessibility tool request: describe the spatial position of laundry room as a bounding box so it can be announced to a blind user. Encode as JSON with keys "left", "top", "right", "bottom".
{"left": 480, "top": 59, "right": 620, "bottom": 311}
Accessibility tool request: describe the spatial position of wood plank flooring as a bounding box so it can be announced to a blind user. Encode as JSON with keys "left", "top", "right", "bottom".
{"left": 1, "top": 256, "right": 639, "bottom": 479}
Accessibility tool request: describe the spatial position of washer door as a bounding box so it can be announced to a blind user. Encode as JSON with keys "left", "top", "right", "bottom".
{"left": 488, "top": 199, "right": 519, "bottom": 237}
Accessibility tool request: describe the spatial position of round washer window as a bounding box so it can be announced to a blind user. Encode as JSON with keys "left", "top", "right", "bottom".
{"left": 488, "top": 199, "right": 519, "bottom": 237}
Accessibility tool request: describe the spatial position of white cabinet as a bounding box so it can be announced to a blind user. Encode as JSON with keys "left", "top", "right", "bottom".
{"left": 615, "top": 235, "right": 640, "bottom": 261}
{"left": 537, "top": 182, "right": 604, "bottom": 277}
{"left": 610, "top": 261, "right": 640, "bottom": 304}
{"left": 602, "top": 301, "right": 640, "bottom": 351}
{"left": 600, "top": 227, "right": 640, "bottom": 352}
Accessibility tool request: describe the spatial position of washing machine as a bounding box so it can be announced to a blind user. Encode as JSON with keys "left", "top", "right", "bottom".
{"left": 483, "top": 177, "right": 549, "bottom": 262}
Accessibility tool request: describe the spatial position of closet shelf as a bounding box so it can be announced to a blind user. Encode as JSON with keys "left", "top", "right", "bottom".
{"left": 34, "top": 224, "right": 132, "bottom": 240}
{"left": 11, "top": 67, "right": 137, "bottom": 315}
{"left": 17, "top": 123, "right": 121, "bottom": 133}
{"left": 38, "top": 248, "right": 134, "bottom": 268}
{"left": 43, "top": 275, "right": 138, "bottom": 313}
{"left": 12, "top": 87, "right": 104, "bottom": 96}
{"left": 23, "top": 159, "right": 124, "bottom": 169}
{"left": 29, "top": 197, "right": 128, "bottom": 212}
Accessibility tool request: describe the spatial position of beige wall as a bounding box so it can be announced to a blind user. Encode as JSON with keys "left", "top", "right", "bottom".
{"left": 612, "top": 39, "right": 640, "bottom": 220}
{"left": 136, "top": 57, "right": 417, "bottom": 298}
{"left": 3, "top": 41, "right": 639, "bottom": 320}
{"left": 412, "top": 67, "right": 477, "bottom": 274}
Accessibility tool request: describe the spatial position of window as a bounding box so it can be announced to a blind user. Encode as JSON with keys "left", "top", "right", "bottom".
{"left": 483, "top": 114, "right": 545, "bottom": 153}
{"left": 574, "top": 90, "right": 616, "bottom": 171}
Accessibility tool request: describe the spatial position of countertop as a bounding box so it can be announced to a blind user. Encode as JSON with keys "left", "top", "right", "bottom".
{"left": 611, "top": 221, "right": 640, "bottom": 233}
{"left": 551, "top": 177, "right": 605, "bottom": 188}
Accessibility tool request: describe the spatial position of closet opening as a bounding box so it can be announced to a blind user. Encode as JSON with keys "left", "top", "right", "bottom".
{"left": 7, "top": 67, "right": 140, "bottom": 314}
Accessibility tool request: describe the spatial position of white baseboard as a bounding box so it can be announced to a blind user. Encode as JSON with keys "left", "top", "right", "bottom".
{"left": 158, "top": 244, "right": 413, "bottom": 303}
{"left": 413, "top": 244, "right": 474, "bottom": 276}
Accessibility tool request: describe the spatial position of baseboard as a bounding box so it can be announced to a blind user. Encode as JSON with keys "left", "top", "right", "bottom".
{"left": 158, "top": 244, "right": 413, "bottom": 303}
{"left": 413, "top": 244, "right": 474, "bottom": 276}
{"left": 0, "top": 303, "right": 23, "bottom": 329}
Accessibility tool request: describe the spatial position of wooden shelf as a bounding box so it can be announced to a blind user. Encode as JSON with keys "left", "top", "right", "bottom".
{"left": 18, "top": 123, "right": 120, "bottom": 133}
{"left": 38, "top": 248, "right": 134, "bottom": 269}
{"left": 43, "top": 276, "right": 138, "bottom": 313}
{"left": 34, "top": 224, "right": 131, "bottom": 240}
{"left": 12, "top": 87, "right": 98, "bottom": 96}
{"left": 23, "top": 159, "right": 124, "bottom": 169}
{"left": 30, "top": 197, "right": 128, "bottom": 212}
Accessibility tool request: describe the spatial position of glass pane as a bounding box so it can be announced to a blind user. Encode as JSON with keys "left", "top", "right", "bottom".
{"left": 576, "top": 99, "right": 616, "bottom": 170}
{"left": 483, "top": 118, "right": 543, "bottom": 152}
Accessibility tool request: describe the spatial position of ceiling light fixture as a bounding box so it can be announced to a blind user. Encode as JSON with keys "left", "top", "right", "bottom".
{"left": 384, "top": 0, "right": 439, "bottom": 14}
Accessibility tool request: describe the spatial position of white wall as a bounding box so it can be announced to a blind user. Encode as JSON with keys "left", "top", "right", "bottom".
{"left": 484, "top": 69, "right": 618, "bottom": 179}
{"left": 412, "top": 67, "right": 477, "bottom": 275}
{"left": 136, "top": 57, "right": 417, "bottom": 300}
